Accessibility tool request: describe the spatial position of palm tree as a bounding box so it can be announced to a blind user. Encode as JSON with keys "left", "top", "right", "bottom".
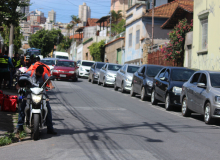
{"left": 70, "top": 15, "right": 81, "bottom": 41}
{"left": 110, "top": 10, "right": 122, "bottom": 24}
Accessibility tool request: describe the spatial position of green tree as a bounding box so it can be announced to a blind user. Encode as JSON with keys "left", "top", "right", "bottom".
{"left": 28, "top": 29, "right": 63, "bottom": 57}
{"left": 110, "top": 10, "right": 122, "bottom": 23}
{"left": 0, "top": 23, "right": 23, "bottom": 53}
{"left": 89, "top": 40, "right": 105, "bottom": 62}
{"left": 57, "top": 36, "right": 73, "bottom": 52}
{"left": 111, "top": 19, "right": 125, "bottom": 35}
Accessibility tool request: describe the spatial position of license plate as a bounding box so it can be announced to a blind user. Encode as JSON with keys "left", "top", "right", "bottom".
{"left": 60, "top": 74, "right": 66, "bottom": 77}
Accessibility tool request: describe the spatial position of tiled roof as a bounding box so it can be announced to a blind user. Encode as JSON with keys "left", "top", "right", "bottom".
{"left": 86, "top": 18, "right": 99, "bottom": 26}
{"left": 70, "top": 33, "right": 83, "bottom": 39}
{"left": 144, "top": 0, "right": 193, "bottom": 18}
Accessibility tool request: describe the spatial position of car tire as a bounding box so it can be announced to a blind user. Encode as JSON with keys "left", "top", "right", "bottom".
{"left": 204, "top": 102, "right": 213, "bottom": 124}
{"left": 97, "top": 78, "right": 101, "bottom": 85}
{"left": 121, "top": 81, "right": 125, "bottom": 93}
{"left": 182, "top": 97, "right": 191, "bottom": 117}
{"left": 141, "top": 87, "right": 146, "bottom": 101}
{"left": 165, "top": 93, "right": 172, "bottom": 111}
{"left": 114, "top": 81, "right": 119, "bottom": 91}
{"left": 103, "top": 77, "right": 106, "bottom": 87}
{"left": 130, "top": 84, "right": 136, "bottom": 97}
{"left": 151, "top": 89, "right": 158, "bottom": 105}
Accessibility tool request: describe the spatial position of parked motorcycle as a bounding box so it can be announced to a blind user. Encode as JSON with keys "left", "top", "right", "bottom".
{"left": 18, "top": 75, "right": 55, "bottom": 140}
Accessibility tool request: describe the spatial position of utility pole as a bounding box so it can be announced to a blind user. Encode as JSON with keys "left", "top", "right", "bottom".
{"left": 151, "top": 0, "right": 154, "bottom": 51}
{"left": 9, "top": 24, "right": 14, "bottom": 58}
{"left": 110, "top": 12, "right": 112, "bottom": 37}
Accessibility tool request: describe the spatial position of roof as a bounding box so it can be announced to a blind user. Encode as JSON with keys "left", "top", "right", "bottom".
{"left": 86, "top": 18, "right": 99, "bottom": 26}
{"left": 96, "top": 16, "right": 110, "bottom": 23}
{"left": 75, "top": 27, "right": 84, "bottom": 32}
{"left": 161, "top": 2, "right": 193, "bottom": 29}
{"left": 70, "top": 33, "right": 83, "bottom": 39}
{"left": 144, "top": 0, "right": 193, "bottom": 18}
{"left": 163, "top": 66, "right": 198, "bottom": 71}
{"left": 105, "top": 37, "right": 124, "bottom": 46}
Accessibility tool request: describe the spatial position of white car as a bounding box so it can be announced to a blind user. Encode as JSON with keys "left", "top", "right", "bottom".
{"left": 78, "top": 60, "right": 95, "bottom": 78}
{"left": 40, "top": 58, "right": 59, "bottom": 71}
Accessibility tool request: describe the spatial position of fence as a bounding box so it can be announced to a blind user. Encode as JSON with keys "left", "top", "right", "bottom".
{"left": 148, "top": 50, "right": 175, "bottom": 66}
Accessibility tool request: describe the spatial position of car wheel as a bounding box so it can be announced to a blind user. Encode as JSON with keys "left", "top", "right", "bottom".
{"left": 165, "top": 94, "right": 172, "bottom": 111}
{"left": 103, "top": 77, "right": 106, "bottom": 87}
{"left": 130, "top": 84, "right": 136, "bottom": 97}
{"left": 114, "top": 81, "right": 119, "bottom": 91}
{"left": 151, "top": 89, "right": 157, "bottom": 105}
{"left": 97, "top": 78, "right": 101, "bottom": 85}
{"left": 121, "top": 81, "right": 125, "bottom": 93}
{"left": 182, "top": 97, "right": 191, "bottom": 117}
{"left": 204, "top": 102, "right": 213, "bottom": 124}
{"left": 88, "top": 77, "right": 91, "bottom": 82}
{"left": 141, "top": 87, "right": 146, "bottom": 101}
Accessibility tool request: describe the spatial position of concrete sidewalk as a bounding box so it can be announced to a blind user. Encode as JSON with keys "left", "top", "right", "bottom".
{"left": 0, "top": 89, "right": 18, "bottom": 137}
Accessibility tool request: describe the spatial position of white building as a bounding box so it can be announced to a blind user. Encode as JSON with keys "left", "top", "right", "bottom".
{"left": 48, "top": 9, "right": 56, "bottom": 23}
{"left": 78, "top": 3, "right": 91, "bottom": 27}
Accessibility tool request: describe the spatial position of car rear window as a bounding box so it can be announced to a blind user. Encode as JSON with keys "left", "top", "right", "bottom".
{"left": 127, "top": 66, "right": 139, "bottom": 73}
{"left": 108, "top": 65, "right": 122, "bottom": 71}
{"left": 96, "top": 63, "right": 105, "bottom": 69}
{"left": 171, "top": 69, "right": 195, "bottom": 81}
{"left": 82, "top": 62, "right": 94, "bottom": 66}
{"left": 210, "top": 73, "right": 220, "bottom": 87}
{"left": 41, "top": 60, "right": 55, "bottom": 65}
{"left": 146, "top": 66, "right": 163, "bottom": 77}
{"left": 56, "top": 61, "right": 75, "bottom": 67}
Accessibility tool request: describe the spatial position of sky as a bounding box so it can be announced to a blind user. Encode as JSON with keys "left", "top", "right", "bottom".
{"left": 30, "top": 0, "right": 112, "bottom": 23}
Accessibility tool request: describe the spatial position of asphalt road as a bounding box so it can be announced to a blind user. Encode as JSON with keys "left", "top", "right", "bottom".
{"left": 1, "top": 78, "right": 220, "bottom": 160}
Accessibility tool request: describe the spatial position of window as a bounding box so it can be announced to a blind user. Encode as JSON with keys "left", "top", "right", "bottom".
{"left": 136, "top": 30, "right": 140, "bottom": 44}
{"left": 201, "top": 19, "right": 208, "bottom": 50}
{"left": 123, "top": 65, "right": 127, "bottom": 72}
{"left": 198, "top": 73, "right": 207, "bottom": 86}
{"left": 191, "top": 73, "right": 200, "bottom": 84}
{"left": 127, "top": 66, "right": 139, "bottom": 73}
{"left": 82, "top": 62, "right": 94, "bottom": 66}
{"left": 129, "top": 33, "right": 132, "bottom": 47}
{"left": 210, "top": 73, "right": 220, "bottom": 87}
{"left": 171, "top": 69, "right": 195, "bottom": 81}
{"left": 158, "top": 69, "right": 166, "bottom": 78}
{"left": 108, "top": 65, "right": 122, "bottom": 71}
{"left": 141, "top": 67, "right": 145, "bottom": 74}
{"left": 121, "top": 65, "right": 125, "bottom": 72}
{"left": 147, "top": 66, "right": 163, "bottom": 77}
{"left": 164, "top": 70, "right": 170, "bottom": 79}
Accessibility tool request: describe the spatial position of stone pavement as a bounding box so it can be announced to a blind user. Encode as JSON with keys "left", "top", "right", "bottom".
{"left": 0, "top": 89, "right": 18, "bottom": 137}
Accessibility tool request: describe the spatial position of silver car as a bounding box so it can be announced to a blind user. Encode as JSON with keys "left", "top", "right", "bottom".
{"left": 181, "top": 70, "right": 220, "bottom": 124}
{"left": 98, "top": 63, "right": 122, "bottom": 87}
{"left": 88, "top": 62, "right": 105, "bottom": 83}
{"left": 40, "top": 58, "right": 59, "bottom": 71}
{"left": 114, "top": 64, "right": 139, "bottom": 92}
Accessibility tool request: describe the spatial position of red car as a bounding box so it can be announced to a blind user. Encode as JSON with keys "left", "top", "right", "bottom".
{"left": 52, "top": 60, "right": 78, "bottom": 81}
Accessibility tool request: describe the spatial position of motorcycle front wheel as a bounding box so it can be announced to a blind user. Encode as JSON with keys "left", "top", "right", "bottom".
{"left": 32, "top": 114, "right": 40, "bottom": 140}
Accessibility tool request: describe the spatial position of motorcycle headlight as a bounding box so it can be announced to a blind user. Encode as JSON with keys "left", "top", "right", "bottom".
{"left": 31, "top": 94, "right": 42, "bottom": 104}
{"left": 147, "top": 80, "right": 153, "bottom": 87}
{"left": 172, "top": 86, "right": 182, "bottom": 95}
{"left": 215, "top": 96, "right": 220, "bottom": 103}
{"left": 69, "top": 71, "right": 75, "bottom": 74}
{"left": 53, "top": 70, "right": 58, "bottom": 73}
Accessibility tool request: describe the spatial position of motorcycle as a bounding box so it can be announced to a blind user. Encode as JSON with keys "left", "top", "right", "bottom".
{"left": 18, "top": 75, "right": 55, "bottom": 140}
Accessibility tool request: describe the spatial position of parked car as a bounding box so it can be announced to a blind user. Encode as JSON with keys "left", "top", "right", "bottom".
{"left": 114, "top": 64, "right": 139, "bottom": 93}
{"left": 130, "top": 65, "right": 163, "bottom": 101}
{"left": 98, "top": 63, "right": 122, "bottom": 87}
{"left": 40, "top": 58, "right": 59, "bottom": 71}
{"left": 88, "top": 62, "right": 106, "bottom": 83}
{"left": 181, "top": 70, "right": 220, "bottom": 124}
{"left": 77, "top": 60, "right": 95, "bottom": 78}
{"left": 52, "top": 60, "right": 78, "bottom": 81}
{"left": 151, "top": 67, "right": 196, "bottom": 110}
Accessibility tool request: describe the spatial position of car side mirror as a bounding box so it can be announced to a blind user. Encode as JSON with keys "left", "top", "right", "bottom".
{"left": 197, "top": 83, "right": 206, "bottom": 88}
{"left": 138, "top": 72, "right": 144, "bottom": 77}
{"left": 160, "top": 77, "right": 167, "bottom": 81}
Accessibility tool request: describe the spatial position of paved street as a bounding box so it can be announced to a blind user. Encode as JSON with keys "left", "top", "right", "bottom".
{"left": 1, "top": 79, "right": 220, "bottom": 160}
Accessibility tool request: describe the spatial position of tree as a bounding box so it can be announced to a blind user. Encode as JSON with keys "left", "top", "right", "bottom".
{"left": 28, "top": 29, "right": 63, "bottom": 57}
{"left": 57, "top": 36, "right": 73, "bottom": 52}
{"left": 111, "top": 19, "right": 125, "bottom": 35}
{"left": 161, "top": 19, "right": 193, "bottom": 66}
{"left": 110, "top": 10, "right": 122, "bottom": 24}
{"left": 89, "top": 40, "right": 105, "bottom": 62}
{"left": 0, "top": 23, "right": 23, "bottom": 53}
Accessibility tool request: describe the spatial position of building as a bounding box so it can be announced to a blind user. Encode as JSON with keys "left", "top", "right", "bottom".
{"left": 111, "top": 0, "right": 128, "bottom": 18}
{"left": 30, "top": 26, "right": 42, "bottom": 34}
{"left": 78, "top": 3, "right": 91, "bottom": 27}
{"left": 27, "top": 10, "right": 46, "bottom": 25}
{"left": 48, "top": 9, "right": 56, "bottom": 23}
{"left": 18, "top": 0, "right": 30, "bottom": 16}
{"left": 190, "top": 0, "right": 220, "bottom": 70}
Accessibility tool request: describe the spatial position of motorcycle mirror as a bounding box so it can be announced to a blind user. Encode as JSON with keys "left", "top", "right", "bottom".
{"left": 49, "top": 76, "right": 56, "bottom": 80}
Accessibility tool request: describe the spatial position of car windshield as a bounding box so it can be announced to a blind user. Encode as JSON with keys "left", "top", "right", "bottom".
{"left": 171, "top": 69, "right": 195, "bottom": 81}
{"left": 210, "top": 73, "right": 220, "bottom": 88}
{"left": 82, "top": 62, "right": 94, "bottom": 66}
{"left": 96, "top": 63, "right": 105, "bottom": 69}
{"left": 108, "top": 65, "right": 122, "bottom": 71}
{"left": 56, "top": 61, "right": 75, "bottom": 67}
{"left": 56, "top": 56, "right": 68, "bottom": 59}
{"left": 40, "top": 60, "right": 55, "bottom": 65}
{"left": 146, "top": 66, "right": 163, "bottom": 77}
{"left": 127, "top": 66, "right": 139, "bottom": 73}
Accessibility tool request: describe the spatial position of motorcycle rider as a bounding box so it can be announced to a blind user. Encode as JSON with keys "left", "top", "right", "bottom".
{"left": 15, "top": 65, "right": 57, "bottom": 135}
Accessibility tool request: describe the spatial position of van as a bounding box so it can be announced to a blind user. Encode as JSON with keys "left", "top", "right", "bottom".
{"left": 53, "top": 51, "right": 69, "bottom": 59}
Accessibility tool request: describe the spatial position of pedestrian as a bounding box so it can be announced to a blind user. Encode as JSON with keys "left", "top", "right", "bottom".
{"left": 105, "top": 58, "right": 109, "bottom": 63}
{"left": 116, "top": 60, "right": 118, "bottom": 64}
{"left": 0, "top": 51, "right": 14, "bottom": 89}
{"left": 11, "top": 53, "right": 22, "bottom": 87}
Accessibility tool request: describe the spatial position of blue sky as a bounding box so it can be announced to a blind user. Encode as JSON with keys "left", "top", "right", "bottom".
{"left": 30, "top": 0, "right": 112, "bottom": 23}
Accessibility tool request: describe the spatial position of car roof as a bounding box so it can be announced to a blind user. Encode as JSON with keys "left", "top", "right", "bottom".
{"left": 126, "top": 64, "right": 140, "bottom": 67}
{"left": 81, "top": 60, "right": 95, "bottom": 62}
{"left": 163, "top": 66, "right": 198, "bottom": 71}
{"left": 107, "top": 63, "right": 122, "bottom": 65}
{"left": 142, "top": 64, "right": 163, "bottom": 67}
{"left": 41, "top": 58, "right": 59, "bottom": 60}
{"left": 197, "top": 70, "right": 220, "bottom": 74}
{"left": 58, "top": 59, "right": 76, "bottom": 62}
{"left": 95, "top": 62, "right": 105, "bottom": 64}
